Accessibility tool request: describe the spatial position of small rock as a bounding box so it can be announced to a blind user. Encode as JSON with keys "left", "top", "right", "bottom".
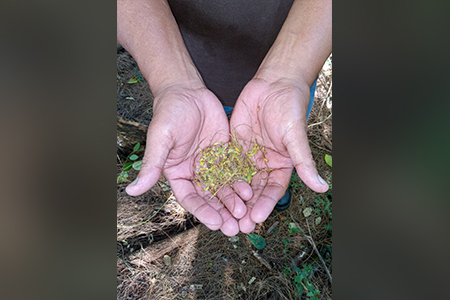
{"left": 303, "top": 207, "right": 313, "bottom": 217}
{"left": 240, "top": 282, "right": 247, "bottom": 292}
{"left": 315, "top": 216, "right": 322, "bottom": 225}
{"left": 161, "top": 181, "right": 171, "bottom": 192}
{"left": 163, "top": 255, "right": 171, "bottom": 266}
{"left": 190, "top": 284, "right": 203, "bottom": 290}
{"left": 228, "top": 236, "right": 239, "bottom": 243}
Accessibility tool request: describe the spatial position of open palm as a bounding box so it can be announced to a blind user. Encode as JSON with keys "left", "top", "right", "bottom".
{"left": 230, "top": 78, "right": 329, "bottom": 233}
{"left": 126, "top": 85, "right": 247, "bottom": 236}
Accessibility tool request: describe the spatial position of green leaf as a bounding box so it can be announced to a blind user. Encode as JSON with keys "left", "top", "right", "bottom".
{"left": 129, "top": 154, "right": 139, "bottom": 161}
{"left": 127, "top": 78, "right": 138, "bottom": 84}
{"left": 133, "top": 142, "right": 141, "bottom": 152}
{"left": 325, "top": 154, "right": 332, "bottom": 167}
{"left": 123, "top": 162, "right": 133, "bottom": 171}
{"left": 248, "top": 234, "right": 266, "bottom": 249}
{"left": 117, "top": 172, "right": 129, "bottom": 184}
{"left": 305, "top": 280, "right": 316, "bottom": 292}
{"left": 293, "top": 277, "right": 304, "bottom": 295}
{"left": 132, "top": 160, "right": 142, "bottom": 171}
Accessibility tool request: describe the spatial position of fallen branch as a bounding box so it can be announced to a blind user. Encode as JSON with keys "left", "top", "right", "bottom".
{"left": 252, "top": 250, "right": 272, "bottom": 271}
{"left": 129, "top": 224, "right": 209, "bottom": 266}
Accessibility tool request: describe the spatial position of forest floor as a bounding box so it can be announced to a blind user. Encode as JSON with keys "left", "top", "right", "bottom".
{"left": 116, "top": 47, "right": 332, "bottom": 300}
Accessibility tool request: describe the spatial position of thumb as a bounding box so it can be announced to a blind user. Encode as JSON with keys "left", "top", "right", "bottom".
{"left": 125, "top": 125, "right": 172, "bottom": 196}
{"left": 285, "top": 121, "right": 329, "bottom": 193}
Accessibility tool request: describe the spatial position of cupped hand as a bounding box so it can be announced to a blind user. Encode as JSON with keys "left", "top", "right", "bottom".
{"left": 230, "top": 78, "right": 329, "bottom": 233}
{"left": 126, "top": 84, "right": 247, "bottom": 236}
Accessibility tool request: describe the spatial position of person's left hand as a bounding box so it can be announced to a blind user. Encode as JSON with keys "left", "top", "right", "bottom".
{"left": 230, "top": 77, "right": 329, "bottom": 233}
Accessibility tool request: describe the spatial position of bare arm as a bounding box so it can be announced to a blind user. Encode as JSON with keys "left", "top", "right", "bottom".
{"left": 255, "top": 0, "right": 332, "bottom": 86}
{"left": 117, "top": 0, "right": 203, "bottom": 95}
{"left": 117, "top": 0, "right": 247, "bottom": 236}
{"left": 231, "top": 0, "right": 332, "bottom": 232}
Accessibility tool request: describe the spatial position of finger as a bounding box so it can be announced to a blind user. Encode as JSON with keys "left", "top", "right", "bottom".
{"left": 232, "top": 181, "right": 253, "bottom": 201}
{"left": 211, "top": 199, "right": 239, "bottom": 236}
{"left": 285, "top": 122, "right": 329, "bottom": 193}
{"left": 170, "top": 178, "right": 223, "bottom": 231}
{"left": 216, "top": 185, "right": 247, "bottom": 219}
{"left": 250, "top": 169, "right": 291, "bottom": 224}
{"left": 238, "top": 208, "right": 256, "bottom": 234}
{"left": 126, "top": 124, "right": 172, "bottom": 196}
{"left": 237, "top": 172, "right": 270, "bottom": 233}
{"left": 193, "top": 183, "right": 240, "bottom": 235}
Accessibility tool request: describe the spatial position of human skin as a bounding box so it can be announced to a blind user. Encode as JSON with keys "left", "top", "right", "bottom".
{"left": 117, "top": 0, "right": 332, "bottom": 235}
{"left": 230, "top": 0, "right": 332, "bottom": 233}
{"left": 117, "top": 0, "right": 250, "bottom": 236}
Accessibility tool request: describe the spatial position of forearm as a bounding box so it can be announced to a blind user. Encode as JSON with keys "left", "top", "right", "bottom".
{"left": 255, "top": 0, "right": 332, "bottom": 87}
{"left": 117, "top": 0, "right": 203, "bottom": 95}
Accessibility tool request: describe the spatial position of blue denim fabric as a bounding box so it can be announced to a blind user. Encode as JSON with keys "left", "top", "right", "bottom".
{"left": 223, "top": 78, "right": 318, "bottom": 120}
{"left": 223, "top": 105, "right": 234, "bottom": 116}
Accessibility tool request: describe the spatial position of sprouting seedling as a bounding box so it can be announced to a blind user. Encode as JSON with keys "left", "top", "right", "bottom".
{"left": 193, "top": 130, "right": 272, "bottom": 200}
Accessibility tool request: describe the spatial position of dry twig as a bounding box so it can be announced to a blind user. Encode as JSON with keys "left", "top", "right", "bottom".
{"left": 305, "top": 219, "right": 332, "bottom": 284}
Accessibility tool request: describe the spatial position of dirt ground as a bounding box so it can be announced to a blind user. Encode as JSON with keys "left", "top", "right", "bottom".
{"left": 117, "top": 47, "right": 332, "bottom": 300}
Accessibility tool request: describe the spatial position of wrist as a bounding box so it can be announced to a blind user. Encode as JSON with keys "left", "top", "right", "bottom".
{"left": 138, "top": 54, "right": 205, "bottom": 97}
{"left": 254, "top": 38, "right": 316, "bottom": 88}
{"left": 151, "top": 81, "right": 218, "bottom": 115}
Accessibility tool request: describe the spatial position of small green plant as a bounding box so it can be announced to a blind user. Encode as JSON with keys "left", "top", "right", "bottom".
{"left": 314, "top": 197, "right": 332, "bottom": 219}
{"left": 117, "top": 142, "right": 144, "bottom": 184}
{"left": 294, "top": 265, "right": 321, "bottom": 298}
{"left": 281, "top": 222, "right": 326, "bottom": 298}
{"left": 248, "top": 233, "right": 266, "bottom": 250}
{"left": 289, "top": 172, "right": 303, "bottom": 189}
{"left": 287, "top": 222, "right": 303, "bottom": 235}
{"left": 283, "top": 265, "right": 320, "bottom": 299}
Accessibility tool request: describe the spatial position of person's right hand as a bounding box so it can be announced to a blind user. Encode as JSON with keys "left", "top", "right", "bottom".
{"left": 125, "top": 84, "right": 250, "bottom": 236}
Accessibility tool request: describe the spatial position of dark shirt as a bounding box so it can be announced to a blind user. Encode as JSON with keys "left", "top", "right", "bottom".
{"left": 168, "top": 0, "right": 294, "bottom": 107}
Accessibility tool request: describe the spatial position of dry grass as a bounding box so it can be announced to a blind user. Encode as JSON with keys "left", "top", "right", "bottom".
{"left": 117, "top": 51, "right": 332, "bottom": 300}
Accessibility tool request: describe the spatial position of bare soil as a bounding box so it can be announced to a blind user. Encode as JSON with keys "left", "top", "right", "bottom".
{"left": 117, "top": 47, "right": 332, "bottom": 300}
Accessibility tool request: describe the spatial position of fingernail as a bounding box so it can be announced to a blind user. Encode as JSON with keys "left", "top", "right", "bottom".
{"left": 129, "top": 177, "right": 139, "bottom": 186}
{"left": 318, "top": 175, "right": 327, "bottom": 185}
